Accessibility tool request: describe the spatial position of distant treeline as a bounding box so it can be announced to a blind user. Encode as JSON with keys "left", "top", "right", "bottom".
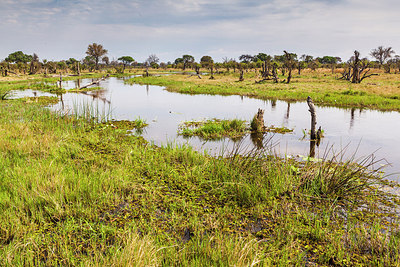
{"left": 1, "top": 44, "right": 399, "bottom": 78}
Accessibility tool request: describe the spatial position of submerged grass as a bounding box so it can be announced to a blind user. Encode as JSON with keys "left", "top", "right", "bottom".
{"left": 1, "top": 78, "right": 400, "bottom": 265}
{"left": 128, "top": 69, "right": 400, "bottom": 111}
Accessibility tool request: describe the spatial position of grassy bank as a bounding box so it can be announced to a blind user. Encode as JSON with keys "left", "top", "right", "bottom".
{"left": 0, "top": 95, "right": 400, "bottom": 265}
{"left": 0, "top": 72, "right": 133, "bottom": 97}
{"left": 128, "top": 69, "right": 400, "bottom": 111}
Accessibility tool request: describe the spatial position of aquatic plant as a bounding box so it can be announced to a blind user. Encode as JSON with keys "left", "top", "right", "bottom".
{"left": 179, "top": 118, "right": 247, "bottom": 139}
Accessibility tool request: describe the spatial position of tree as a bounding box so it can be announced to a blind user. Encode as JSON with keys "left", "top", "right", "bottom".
{"left": 174, "top": 57, "right": 183, "bottom": 65}
{"left": 200, "top": 55, "right": 213, "bottom": 66}
{"left": 118, "top": 56, "right": 134, "bottom": 72}
{"left": 200, "top": 55, "right": 214, "bottom": 79}
{"left": 5, "top": 51, "right": 32, "bottom": 64}
{"left": 300, "top": 54, "right": 314, "bottom": 64}
{"left": 255, "top": 53, "right": 272, "bottom": 79}
{"left": 102, "top": 56, "right": 110, "bottom": 66}
{"left": 66, "top": 58, "right": 78, "bottom": 65}
{"left": 182, "top": 55, "right": 194, "bottom": 70}
{"left": 392, "top": 55, "right": 400, "bottom": 73}
{"left": 146, "top": 54, "right": 159, "bottom": 68}
{"left": 283, "top": 51, "right": 297, "bottom": 83}
{"left": 86, "top": 43, "right": 108, "bottom": 70}
{"left": 222, "top": 57, "right": 236, "bottom": 72}
{"left": 370, "top": 46, "right": 395, "bottom": 68}
{"left": 29, "top": 53, "right": 40, "bottom": 75}
{"left": 83, "top": 56, "right": 96, "bottom": 71}
{"left": 239, "top": 54, "right": 254, "bottom": 63}
{"left": 317, "top": 56, "right": 341, "bottom": 73}
{"left": 340, "top": 50, "right": 377, "bottom": 83}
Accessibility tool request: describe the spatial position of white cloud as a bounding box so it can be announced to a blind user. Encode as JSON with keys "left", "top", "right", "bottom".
{"left": 0, "top": 0, "right": 399, "bottom": 62}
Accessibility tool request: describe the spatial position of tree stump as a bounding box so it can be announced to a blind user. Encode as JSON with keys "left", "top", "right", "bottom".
{"left": 307, "top": 96, "right": 317, "bottom": 140}
{"left": 251, "top": 108, "right": 265, "bottom": 132}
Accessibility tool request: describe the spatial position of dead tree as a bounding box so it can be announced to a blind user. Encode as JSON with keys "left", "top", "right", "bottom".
{"left": 77, "top": 62, "right": 81, "bottom": 76}
{"left": 209, "top": 65, "right": 215, "bottom": 79}
{"left": 59, "top": 73, "right": 63, "bottom": 89}
{"left": 192, "top": 64, "right": 202, "bottom": 79}
{"left": 339, "top": 50, "right": 378, "bottom": 83}
{"left": 307, "top": 96, "right": 317, "bottom": 140}
{"left": 79, "top": 75, "right": 109, "bottom": 89}
{"left": 272, "top": 63, "right": 279, "bottom": 83}
{"left": 283, "top": 51, "right": 296, "bottom": 84}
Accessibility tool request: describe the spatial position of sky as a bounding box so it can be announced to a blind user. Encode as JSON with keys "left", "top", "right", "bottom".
{"left": 0, "top": 0, "right": 399, "bottom": 63}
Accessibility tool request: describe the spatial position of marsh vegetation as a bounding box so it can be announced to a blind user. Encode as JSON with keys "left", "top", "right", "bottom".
{"left": 2, "top": 45, "right": 400, "bottom": 265}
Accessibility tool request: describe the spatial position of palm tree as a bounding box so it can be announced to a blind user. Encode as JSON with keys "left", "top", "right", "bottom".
{"left": 86, "top": 43, "right": 108, "bottom": 70}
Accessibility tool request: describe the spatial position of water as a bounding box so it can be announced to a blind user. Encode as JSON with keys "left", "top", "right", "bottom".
{"left": 12, "top": 76, "right": 400, "bottom": 181}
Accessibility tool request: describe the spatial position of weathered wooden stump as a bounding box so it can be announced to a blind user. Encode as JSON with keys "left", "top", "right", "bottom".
{"left": 251, "top": 108, "right": 265, "bottom": 132}
{"left": 307, "top": 96, "right": 317, "bottom": 140}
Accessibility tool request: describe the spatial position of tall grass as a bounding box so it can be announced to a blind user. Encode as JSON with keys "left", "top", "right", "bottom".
{"left": 72, "top": 100, "right": 112, "bottom": 123}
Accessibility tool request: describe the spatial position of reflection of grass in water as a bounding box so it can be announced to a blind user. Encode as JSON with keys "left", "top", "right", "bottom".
{"left": 179, "top": 118, "right": 247, "bottom": 140}
{"left": 72, "top": 100, "right": 112, "bottom": 123}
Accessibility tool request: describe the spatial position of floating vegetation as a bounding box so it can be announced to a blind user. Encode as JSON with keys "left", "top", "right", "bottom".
{"left": 68, "top": 86, "right": 103, "bottom": 92}
{"left": 264, "top": 125, "right": 294, "bottom": 134}
{"left": 179, "top": 118, "right": 247, "bottom": 140}
{"left": 100, "top": 118, "right": 148, "bottom": 132}
{"left": 17, "top": 96, "right": 59, "bottom": 105}
{"left": 179, "top": 118, "right": 292, "bottom": 140}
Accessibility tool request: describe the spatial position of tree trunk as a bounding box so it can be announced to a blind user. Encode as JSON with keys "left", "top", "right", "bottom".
{"left": 239, "top": 69, "right": 244, "bottom": 81}
{"left": 59, "top": 73, "right": 63, "bottom": 89}
{"left": 210, "top": 66, "right": 215, "bottom": 79}
{"left": 79, "top": 75, "right": 108, "bottom": 89}
{"left": 286, "top": 69, "right": 292, "bottom": 84}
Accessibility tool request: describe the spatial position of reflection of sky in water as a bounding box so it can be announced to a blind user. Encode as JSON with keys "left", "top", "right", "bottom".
{"left": 14, "top": 77, "right": 400, "bottom": 181}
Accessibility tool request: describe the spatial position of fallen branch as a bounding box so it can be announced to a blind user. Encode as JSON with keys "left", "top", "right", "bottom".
{"left": 79, "top": 75, "right": 109, "bottom": 89}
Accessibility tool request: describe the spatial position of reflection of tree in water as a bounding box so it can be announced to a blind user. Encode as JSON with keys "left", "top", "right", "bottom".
{"left": 250, "top": 132, "right": 264, "bottom": 149}
{"left": 271, "top": 99, "right": 277, "bottom": 110}
{"left": 284, "top": 102, "right": 290, "bottom": 124}
{"left": 87, "top": 90, "right": 111, "bottom": 104}
{"left": 230, "top": 136, "right": 244, "bottom": 144}
{"left": 350, "top": 108, "right": 355, "bottom": 129}
{"left": 56, "top": 92, "right": 65, "bottom": 110}
{"left": 146, "top": 84, "right": 149, "bottom": 96}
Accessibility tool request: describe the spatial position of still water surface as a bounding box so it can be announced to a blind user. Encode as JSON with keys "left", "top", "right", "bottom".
{"left": 12, "top": 77, "right": 400, "bottom": 181}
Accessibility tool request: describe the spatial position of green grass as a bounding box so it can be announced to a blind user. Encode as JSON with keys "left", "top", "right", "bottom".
{"left": 128, "top": 70, "right": 400, "bottom": 111}
{"left": 1, "top": 76, "right": 400, "bottom": 265}
{"left": 0, "top": 73, "right": 400, "bottom": 266}
{"left": 179, "top": 118, "right": 247, "bottom": 139}
{"left": 179, "top": 118, "right": 292, "bottom": 140}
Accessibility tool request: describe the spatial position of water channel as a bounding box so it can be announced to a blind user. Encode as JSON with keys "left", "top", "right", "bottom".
{"left": 12, "top": 76, "right": 400, "bottom": 181}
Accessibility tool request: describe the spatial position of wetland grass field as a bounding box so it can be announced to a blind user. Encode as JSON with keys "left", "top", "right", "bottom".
{"left": 130, "top": 68, "right": 400, "bottom": 111}
{"left": 1, "top": 70, "right": 400, "bottom": 265}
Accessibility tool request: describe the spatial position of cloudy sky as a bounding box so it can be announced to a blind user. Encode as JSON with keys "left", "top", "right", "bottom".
{"left": 0, "top": 0, "right": 399, "bottom": 63}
